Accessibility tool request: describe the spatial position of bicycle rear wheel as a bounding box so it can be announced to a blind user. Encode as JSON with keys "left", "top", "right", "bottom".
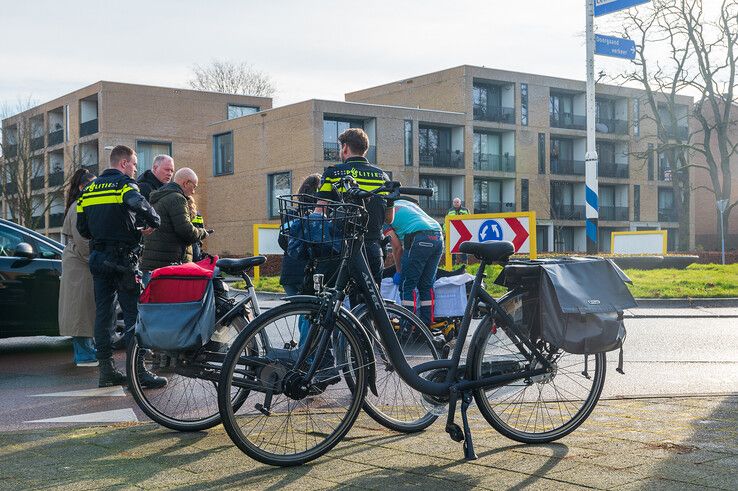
{"left": 127, "top": 311, "right": 250, "bottom": 432}
{"left": 218, "top": 301, "right": 368, "bottom": 466}
{"left": 348, "top": 303, "right": 440, "bottom": 433}
{"left": 471, "top": 316, "right": 606, "bottom": 444}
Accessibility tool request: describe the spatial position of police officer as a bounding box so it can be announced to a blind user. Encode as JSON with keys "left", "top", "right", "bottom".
{"left": 76, "top": 145, "right": 166, "bottom": 388}
{"left": 317, "top": 128, "right": 392, "bottom": 291}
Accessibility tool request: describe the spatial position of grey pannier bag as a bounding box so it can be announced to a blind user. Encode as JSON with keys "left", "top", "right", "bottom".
{"left": 538, "top": 258, "right": 637, "bottom": 371}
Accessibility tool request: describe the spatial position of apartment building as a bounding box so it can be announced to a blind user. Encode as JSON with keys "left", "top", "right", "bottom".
{"left": 346, "top": 65, "right": 695, "bottom": 253}
{"left": 1, "top": 81, "right": 271, "bottom": 241}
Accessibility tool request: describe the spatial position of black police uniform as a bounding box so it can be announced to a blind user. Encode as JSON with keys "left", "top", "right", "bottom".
{"left": 317, "top": 156, "right": 389, "bottom": 287}
{"left": 77, "top": 169, "right": 160, "bottom": 363}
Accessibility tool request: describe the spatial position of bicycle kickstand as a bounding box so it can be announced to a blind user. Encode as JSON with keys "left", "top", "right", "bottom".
{"left": 460, "top": 391, "right": 478, "bottom": 460}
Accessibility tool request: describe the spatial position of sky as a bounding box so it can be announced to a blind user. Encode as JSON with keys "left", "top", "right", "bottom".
{"left": 0, "top": 0, "right": 704, "bottom": 109}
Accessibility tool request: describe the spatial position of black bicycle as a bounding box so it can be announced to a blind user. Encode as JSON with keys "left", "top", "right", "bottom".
{"left": 217, "top": 181, "right": 605, "bottom": 466}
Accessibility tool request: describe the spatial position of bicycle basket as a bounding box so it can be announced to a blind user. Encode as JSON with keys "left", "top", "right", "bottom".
{"left": 278, "top": 194, "right": 365, "bottom": 261}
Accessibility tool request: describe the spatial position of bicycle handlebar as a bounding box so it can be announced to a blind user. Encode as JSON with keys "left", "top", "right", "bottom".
{"left": 398, "top": 186, "right": 433, "bottom": 197}
{"left": 335, "top": 176, "right": 434, "bottom": 201}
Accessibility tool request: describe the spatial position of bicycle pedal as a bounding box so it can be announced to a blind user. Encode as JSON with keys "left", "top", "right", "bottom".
{"left": 255, "top": 403, "right": 271, "bottom": 416}
{"left": 446, "top": 423, "right": 464, "bottom": 443}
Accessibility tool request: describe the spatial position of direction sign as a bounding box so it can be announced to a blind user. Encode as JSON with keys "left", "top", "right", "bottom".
{"left": 594, "top": 0, "right": 650, "bottom": 17}
{"left": 445, "top": 212, "right": 537, "bottom": 268}
{"left": 595, "top": 34, "right": 636, "bottom": 59}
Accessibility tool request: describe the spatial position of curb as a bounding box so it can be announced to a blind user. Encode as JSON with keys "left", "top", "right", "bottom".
{"left": 634, "top": 297, "right": 738, "bottom": 308}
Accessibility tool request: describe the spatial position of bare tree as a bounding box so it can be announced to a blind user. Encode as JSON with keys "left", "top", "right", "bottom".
{"left": 1, "top": 99, "right": 80, "bottom": 229}
{"left": 616, "top": 0, "right": 738, "bottom": 251}
{"left": 189, "top": 60, "right": 276, "bottom": 97}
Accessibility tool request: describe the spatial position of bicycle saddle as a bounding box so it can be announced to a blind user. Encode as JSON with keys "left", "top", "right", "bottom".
{"left": 216, "top": 256, "right": 266, "bottom": 274}
{"left": 459, "top": 241, "right": 514, "bottom": 263}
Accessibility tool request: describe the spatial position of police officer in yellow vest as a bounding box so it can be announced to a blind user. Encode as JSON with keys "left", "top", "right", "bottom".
{"left": 446, "top": 197, "right": 469, "bottom": 265}
{"left": 77, "top": 145, "right": 165, "bottom": 388}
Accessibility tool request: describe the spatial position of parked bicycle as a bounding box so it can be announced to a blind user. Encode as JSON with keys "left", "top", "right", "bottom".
{"left": 216, "top": 179, "right": 631, "bottom": 466}
{"left": 127, "top": 255, "right": 265, "bottom": 431}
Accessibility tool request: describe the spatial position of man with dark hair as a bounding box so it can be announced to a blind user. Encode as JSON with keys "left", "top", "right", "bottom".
{"left": 77, "top": 145, "right": 166, "bottom": 388}
{"left": 317, "top": 128, "right": 392, "bottom": 287}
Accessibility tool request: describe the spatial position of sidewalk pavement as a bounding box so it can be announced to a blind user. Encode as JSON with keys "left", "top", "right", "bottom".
{"left": 1, "top": 395, "right": 736, "bottom": 490}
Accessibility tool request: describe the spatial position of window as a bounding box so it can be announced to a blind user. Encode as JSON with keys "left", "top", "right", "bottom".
{"left": 227, "top": 105, "right": 259, "bottom": 120}
{"left": 633, "top": 99, "right": 640, "bottom": 136}
{"left": 213, "top": 132, "right": 233, "bottom": 176}
{"left": 323, "top": 118, "right": 364, "bottom": 161}
{"left": 549, "top": 93, "right": 574, "bottom": 125}
{"left": 136, "top": 141, "right": 172, "bottom": 173}
{"left": 633, "top": 185, "right": 640, "bottom": 221}
{"left": 0, "top": 226, "right": 24, "bottom": 256}
{"left": 554, "top": 227, "right": 575, "bottom": 252}
{"left": 404, "top": 120, "right": 413, "bottom": 166}
{"left": 521, "top": 179, "right": 529, "bottom": 212}
{"left": 268, "top": 172, "right": 291, "bottom": 219}
{"left": 536, "top": 226, "right": 549, "bottom": 252}
{"left": 538, "top": 133, "right": 546, "bottom": 174}
{"left": 474, "top": 179, "right": 503, "bottom": 213}
{"left": 520, "top": 83, "right": 529, "bottom": 126}
{"left": 647, "top": 143, "right": 654, "bottom": 180}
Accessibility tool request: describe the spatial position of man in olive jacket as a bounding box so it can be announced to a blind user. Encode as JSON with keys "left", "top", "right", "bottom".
{"left": 141, "top": 168, "right": 208, "bottom": 273}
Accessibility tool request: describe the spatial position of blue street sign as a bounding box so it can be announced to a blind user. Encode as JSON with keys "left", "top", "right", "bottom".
{"left": 594, "top": 0, "right": 650, "bottom": 17}
{"left": 478, "top": 220, "right": 503, "bottom": 242}
{"left": 595, "top": 34, "right": 636, "bottom": 59}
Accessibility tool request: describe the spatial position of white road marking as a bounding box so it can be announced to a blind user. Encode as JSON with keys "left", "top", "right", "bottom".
{"left": 30, "top": 386, "right": 126, "bottom": 398}
{"left": 26, "top": 408, "right": 138, "bottom": 424}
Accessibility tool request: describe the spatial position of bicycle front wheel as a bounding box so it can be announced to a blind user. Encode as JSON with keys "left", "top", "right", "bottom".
{"left": 349, "top": 303, "right": 440, "bottom": 433}
{"left": 471, "top": 316, "right": 606, "bottom": 444}
{"left": 218, "top": 301, "right": 368, "bottom": 467}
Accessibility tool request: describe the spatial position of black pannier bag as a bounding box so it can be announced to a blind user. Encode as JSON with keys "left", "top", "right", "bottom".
{"left": 496, "top": 257, "right": 637, "bottom": 356}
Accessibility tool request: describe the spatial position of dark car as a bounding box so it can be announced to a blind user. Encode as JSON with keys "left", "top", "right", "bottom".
{"left": 0, "top": 219, "right": 64, "bottom": 338}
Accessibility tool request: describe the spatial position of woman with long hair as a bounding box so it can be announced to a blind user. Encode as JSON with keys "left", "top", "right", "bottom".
{"left": 59, "top": 168, "right": 98, "bottom": 366}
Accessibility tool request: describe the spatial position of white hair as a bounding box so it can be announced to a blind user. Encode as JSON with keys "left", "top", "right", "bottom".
{"left": 152, "top": 154, "right": 174, "bottom": 169}
{"left": 174, "top": 167, "right": 197, "bottom": 185}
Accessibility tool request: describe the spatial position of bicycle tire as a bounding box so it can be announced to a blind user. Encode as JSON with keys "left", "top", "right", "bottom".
{"left": 470, "top": 314, "right": 606, "bottom": 444}
{"left": 218, "top": 301, "right": 368, "bottom": 466}
{"left": 127, "top": 311, "right": 250, "bottom": 432}
{"left": 348, "top": 303, "right": 440, "bottom": 433}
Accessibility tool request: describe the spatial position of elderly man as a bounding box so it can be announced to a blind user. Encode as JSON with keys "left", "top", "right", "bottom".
{"left": 137, "top": 154, "right": 175, "bottom": 200}
{"left": 446, "top": 197, "right": 469, "bottom": 265}
{"left": 141, "top": 167, "right": 208, "bottom": 273}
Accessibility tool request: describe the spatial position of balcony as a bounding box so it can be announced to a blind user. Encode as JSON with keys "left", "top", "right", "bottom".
{"left": 551, "top": 158, "right": 585, "bottom": 176}
{"left": 421, "top": 198, "right": 459, "bottom": 217}
{"left": 550, "top": 113, "right": 587, "bottom": 130}
{"left": 596, "top": 118, "right": 628, "bottom": 135}
{"left": 659, "top": 125, "right": 689, "bottom": 140}
{"left": 48, "top": 213, "right": 65, "bottom": 228}
{"left": 4, "top": 144, "right": 18, "bottom": 158}
{"left": 30, "top": 135, "right": 45, "bottom": 151}
{"left": 4, "top": 182, "right": 17, "bottom": 195}
{"left": 551, "top": 204, "right": 586, "bottom": 220}
{"left": 48, "top": 129, "right": 63, "bottom": 146}
{"left": 600, "top": 206, "right": 629, "bottom": 221}
{"left": 30, "top": 215, "right": 46, "bottom": 230}
{"left": 80, "top": 119, "right": 98, "bottom": 137}
{"left": 473, "top": 105, "right": 515, "bottom": 124}
{"left": 473, "top": 153, "right": 515, "bottom": 172}
{"left": 419, "top": 150, "right": 464, "bottom": 169}
{"left": 49, "top": 171, "right": 64, "bottom": 187}
{"left": 31, "top": 175, "right": 45, "bottom": 191}
{"left": 598, "top": 162, "right": 629, "bottom": 178}
{"left": 474, "top": 201, "right": 504, "bottom": 214}
{"left": 659, "top": 208, "right": 678, "bottom": 222}
{"left": 322, "top": 142, "right": 376, "bottom": 164}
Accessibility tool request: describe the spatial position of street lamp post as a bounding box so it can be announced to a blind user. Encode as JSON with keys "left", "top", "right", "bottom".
{"left": 717, "top": 199, "right": 729, "bottom": 265}
{"left": 585, "top": 0, "right": 599, "bottom": 254}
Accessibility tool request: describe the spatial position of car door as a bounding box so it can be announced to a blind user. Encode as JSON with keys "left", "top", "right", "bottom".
{"left": 0, "top": 224, "right": 62, "bottom": 338}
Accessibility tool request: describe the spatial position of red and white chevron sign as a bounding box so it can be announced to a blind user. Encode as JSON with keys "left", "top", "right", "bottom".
{"left": 446, "top": 212, "right": 537, "bottom": 259}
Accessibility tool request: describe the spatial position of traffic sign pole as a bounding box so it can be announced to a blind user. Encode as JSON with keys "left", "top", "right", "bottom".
{"left": 586, "top": 0, "right": 599, "bottom": 254}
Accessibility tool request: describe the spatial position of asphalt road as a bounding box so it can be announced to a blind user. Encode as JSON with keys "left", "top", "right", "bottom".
{"left": 1, "top": 313, "right": 736, "bottom": 432}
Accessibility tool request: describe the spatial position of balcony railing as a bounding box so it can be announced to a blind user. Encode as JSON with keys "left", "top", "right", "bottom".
{"left": 30, "top": 215, "right": 46, "bottom": 230}
{"left": 473, "top": 153, "right": 515, "bottom": 172}
{"left": 658, "top": 165, "right": 673, "bottom": 181}
{"left": 49, "top": 172, "right": 64, "bottom": 187}
{"left": 419, "top": 150, "right": 464, "bottom": 169}
{"left": 48, "top": 213, "right": 65, "bottom": 228}
{"left": 31, "top": 175, "right": 45, "bottom": 190}
{"left": 550, "top": 112, "right": 587, "bottom": 130}
{"left": 551, "top": 204, "right": 586, "bottom": 220}
{"left": 48, "top": 129, "right": 63, "bottom": 146}
{"left": 659, "top": 125, "right": 689, "bottom": 140}
{"left": 595, "top": 118, "right": 628, "bottom": 135}
{"left": 473, "top": 201, "right": 516, "bottom": 214}
{"left": 599, "top": 205, "right": 629, "bottom": 221}
{"left": 79, "top": 119, "right": 98, "bottom": 137}
{"left": 598, "top": 162, "right": 629, "bottom": 178}
{"left": 31, "top": 135, "right": 45, "bottom": 151}
{"left": 658, "top": 208, "right": 678, "bottom": 222}
{"left": 4, "top": 182, "right": 17, "bottom": 195}
{"left": 4, "top": 144, "right": 18, "bottom": 158}
{"left": 473, "top": 105, "right": 516, "bottom": 124}
{"left": 322, "top": 142, "right": 376, "bottom": 164}
{"left": 420, "top": 198, "right": 458, "bottom": 217}
{"left": 551, "top": 158, "right": 585, "bottom": 176}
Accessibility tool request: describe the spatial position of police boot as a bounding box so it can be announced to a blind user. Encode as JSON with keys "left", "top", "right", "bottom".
{"left": 98, "top": 358, "right": 127, "bottom": 387}
{"left": 137, "top": 355, "right": 168, "bottom": 389}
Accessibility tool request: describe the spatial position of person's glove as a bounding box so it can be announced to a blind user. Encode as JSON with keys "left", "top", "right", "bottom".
{"left": 392, "top": 272, "right": 402, "bottom": 285}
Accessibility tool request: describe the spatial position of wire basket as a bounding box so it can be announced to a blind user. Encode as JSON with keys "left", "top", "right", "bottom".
{"left": 278, "top": 194, "right": 365, "bottom": 261}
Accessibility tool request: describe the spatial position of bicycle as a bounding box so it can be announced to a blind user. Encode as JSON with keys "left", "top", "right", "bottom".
{"left": 127, "top": 255, "right": 266, "bottom": 431}
{"left": 217, "top": 181, "right": 606, "bottom": 466}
